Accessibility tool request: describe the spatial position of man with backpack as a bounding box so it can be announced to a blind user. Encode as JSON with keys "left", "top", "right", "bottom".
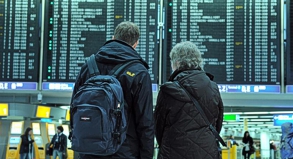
{"left": 70, "top": 21, "right": 154, "bottom": 159}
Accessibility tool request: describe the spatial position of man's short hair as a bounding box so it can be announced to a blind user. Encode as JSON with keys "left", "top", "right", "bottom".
{"left": 57, "top": 126, "right": 64, "bottom": 132}
{"left": 114, "top": 21, "right": 140, "bottom": 46}
{"left": 170, "top": 41, "right": 203, "bottom": 70}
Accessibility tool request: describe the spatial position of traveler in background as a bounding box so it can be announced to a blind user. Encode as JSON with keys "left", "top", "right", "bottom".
{"left": 229, "top": 135, "right": 239, "bottom": 147}
{"left": 154, "top": 41, "right": 224, "bottom": 159}
{"left": 72, "top": 21, "right": 154, "bottom": 159}
{"left": 242, "top": 131, "right": 254, "bottom": 159}
{"left": 48, "top": 126, "right": 67, "bottom": 159}
{"left": 20, "top": 127, "right": 34, "bottom": 159}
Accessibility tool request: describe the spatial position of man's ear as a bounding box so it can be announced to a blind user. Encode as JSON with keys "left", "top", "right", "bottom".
{"left": 132, "top": 40, "right": 139, "bottom": 49}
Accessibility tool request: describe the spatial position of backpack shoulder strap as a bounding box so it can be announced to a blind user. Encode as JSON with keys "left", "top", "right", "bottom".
{"left": 111, "top": 60, "right": 142, "bottom": 78}
{"left": 87, "top": 54, "right": 100, "bottom": 77}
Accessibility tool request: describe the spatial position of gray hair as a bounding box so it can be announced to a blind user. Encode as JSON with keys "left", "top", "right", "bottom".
{"left": 114, "top": 21, "right": 140, "bottom": 46}
{"left": 170, "top": 41, "right": 203, "bottom": 70}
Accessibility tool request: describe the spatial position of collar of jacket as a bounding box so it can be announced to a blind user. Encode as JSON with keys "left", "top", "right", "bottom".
{"left": 103, "top": 39, "right": 136, "bottom": 51}
{"left": 97, "top": 39, "right": 150, "bottom": 69}
{"left": 168, "top": 67, "right": 214, "bottom": 82}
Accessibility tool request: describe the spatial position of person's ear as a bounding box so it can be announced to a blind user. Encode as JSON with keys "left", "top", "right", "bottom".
{"left": 132, "top": 40, "right": 139, "bottom": 49}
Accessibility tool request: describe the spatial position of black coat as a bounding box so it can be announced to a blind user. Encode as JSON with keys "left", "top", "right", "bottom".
{"left": 155, "top": 69, "right": 224, "bottom": 159}
{"left": 50, "top": 133, "right": 67, "bottom": 153}
{"left": 19, "top": 135, "right": 34, "bottom": 154}
{"left": 242, "top": 136, "right": 254, "bottom": 155}
{"left": 71, "top": 40, "right": 154, "bottom": 159}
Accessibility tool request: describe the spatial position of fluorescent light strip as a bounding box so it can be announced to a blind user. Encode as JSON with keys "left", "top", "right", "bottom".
{"left": 239, "top": 116, "right": 259, "bottom": 118}
{"left": 258, "top": 124, "right": 274, "bottom": 126}
{"left": 258, "top": 116, "right": 273, "bottom": 118}
{"left": 243, "top": 112, "right": 269, "bottom": 115}
{"left": 269, "top": 111, "right": 293, "bottom": 114}
{"left": 224, "top": 112, "right": 243, "bottom": 115}
{"left": 249, "top": 119, "right": 273, "bottom": 122}
{"left": 225, "top": 111, "right": 293, "bottom": 115}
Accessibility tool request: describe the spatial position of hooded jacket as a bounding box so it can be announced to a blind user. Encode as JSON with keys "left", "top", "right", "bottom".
{"left": 72, "top": 40, "right": 154, "bottom": 159}
{"left": 154, "top": 68, "right": 224, "bottom": 159}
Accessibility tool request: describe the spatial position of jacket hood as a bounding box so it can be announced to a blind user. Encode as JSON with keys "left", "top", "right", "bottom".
{"left": 95, "top": 40, "right": 149, "bottom": 69}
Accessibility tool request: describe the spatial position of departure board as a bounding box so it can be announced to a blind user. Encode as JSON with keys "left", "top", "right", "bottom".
{"left": 0, "top": 0, "right": 40, "bottom": 90}
{"left": 42, "top": 0, "right": 158, "bottom": 90}
{"left": 286, "top": 0, "right": 293, "bottom": 93}
{"left": 164, "top": 0, "right": 281, "bottom": 93}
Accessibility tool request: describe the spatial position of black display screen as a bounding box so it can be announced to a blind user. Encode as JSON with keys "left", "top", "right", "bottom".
{"left": 0, "top": 0, "right": 40, "bottom": 82}
{"left": 164, "top": 0, "right": 281, "bottom": 93}
{"left": 43, "top": 0, "right": 158, "bottom": 87}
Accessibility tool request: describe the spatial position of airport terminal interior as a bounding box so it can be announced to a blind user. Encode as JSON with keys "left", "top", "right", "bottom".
{"left": 0, "top": 0, "right": 293, "bottom": 159}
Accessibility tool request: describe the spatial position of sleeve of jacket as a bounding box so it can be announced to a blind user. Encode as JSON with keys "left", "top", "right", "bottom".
{"left": 216, "top": 90, "right": 224, "bottom": 133}
{"left": 154, "top": 89, "right": 167, "bottom": 147}
{"left": 132, "top": 71, "right": 154, "bottom": 159}
{"left": 250, "top": 137, "right": 254, "bottom": 146}
{"left": 50, "top": 134, "right": 56, "bottom": 146}
{"left": 63, "top": 134, "right": 67, "bottom": 153}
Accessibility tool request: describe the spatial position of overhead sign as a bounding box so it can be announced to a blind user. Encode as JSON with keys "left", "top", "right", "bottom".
{"left": 66, "top": 110, "right": 70, "bottom": 121}
{"left": 273, "top": 114, "right": 293, "bottom": 126}
{"left": 36, "top": 106, "right": 51, "bottom": 118}
{"left": 224, "top": 114, "right": 240, "bottom": 121}
{"left": 0, "top": 103, "right": 8, "bottom": 116}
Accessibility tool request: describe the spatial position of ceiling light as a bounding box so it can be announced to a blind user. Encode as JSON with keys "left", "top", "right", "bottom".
{"left": 239, "top": 116, "right": 258, "bottom": 118}
{"left": 269, "top": 111, "right": 293, "bottom": 114}
{"left": 249, "top": 119, "right": 273, "bottom": 122}
{"left": 258, "top": 116, "right": 273, "bottom": 118}
{"left": 224, "top": 112, "right": 243, "bottom": 115}
{"left": 60, "top": 106, "right": 70, "bottom": 110}
{"left": 243, "top": 112, "right": 269, "bottom": 115}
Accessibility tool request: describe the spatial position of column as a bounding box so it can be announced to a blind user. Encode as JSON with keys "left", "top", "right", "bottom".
{"left": 260, "top": 131, "right": 270, "bottom": 159}
{"left": 243, "top": 118, "right": 248, "bottom": 131}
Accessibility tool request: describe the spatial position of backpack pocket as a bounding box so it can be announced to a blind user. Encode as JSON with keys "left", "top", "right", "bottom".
{"left": 71, "top": 105, "right": 111, "bottom": 154}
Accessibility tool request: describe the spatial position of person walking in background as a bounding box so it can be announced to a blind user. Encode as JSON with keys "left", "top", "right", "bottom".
{"left": 71, "top": 21, "right": 154, "bottom": 159}
{"left": 154, "top": 41, "right": 224, "bottom": 159}
{"left": 48, "top": 126, "right": 67, "bottom": 159}
{"left": 19, "top": 127, "right": 34, "bottom": 159}
{"left": 242, "top": 131, "right": 254, "bottom": 159}
{"left": 229, "top": 135, "right": 239, "bottom": 147}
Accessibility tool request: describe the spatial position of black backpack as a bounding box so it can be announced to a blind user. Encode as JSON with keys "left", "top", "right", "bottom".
{"left": 70, "top": 54, "right": 139, "bottom": 156}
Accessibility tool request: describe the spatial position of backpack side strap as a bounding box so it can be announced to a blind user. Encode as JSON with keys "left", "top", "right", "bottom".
{"left": 87, "top": 54, "right": 100, "bottom": 77}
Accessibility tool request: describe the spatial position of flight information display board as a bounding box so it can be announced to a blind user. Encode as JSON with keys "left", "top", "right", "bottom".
{"left": 42, "top": 0, "right": 158, "bottom": 91}
{"left": 164, "top": 0, "right": 281, "bottom": 93}
{"left": 287, "top": 0, "right": 293, "bottom": 93}
{"left": 0, "top": 0, "right": 40, "bottom": 90}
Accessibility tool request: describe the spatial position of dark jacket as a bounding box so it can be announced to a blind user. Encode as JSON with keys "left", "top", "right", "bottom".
{"left": 242, "top": 136, "right": 253, "bottom": 155}
{"left": 72, "top": 40, "right": 154, "bottom": 159}
{"left": 155, "top": 69, "right": 224, "bottom": 159}
{"left": 50, "top": 133, "right": 67, "bottom": 153}
{"left": 19, "top": 135, "right": 34, "bottom": 154}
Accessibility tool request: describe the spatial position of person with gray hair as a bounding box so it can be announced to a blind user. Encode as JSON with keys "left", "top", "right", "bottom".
{"left": 154, "top": 41, "right": 224, "bottom": 159}
{"left": 72, "top": 21, "right": 154, "bottom": 159}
